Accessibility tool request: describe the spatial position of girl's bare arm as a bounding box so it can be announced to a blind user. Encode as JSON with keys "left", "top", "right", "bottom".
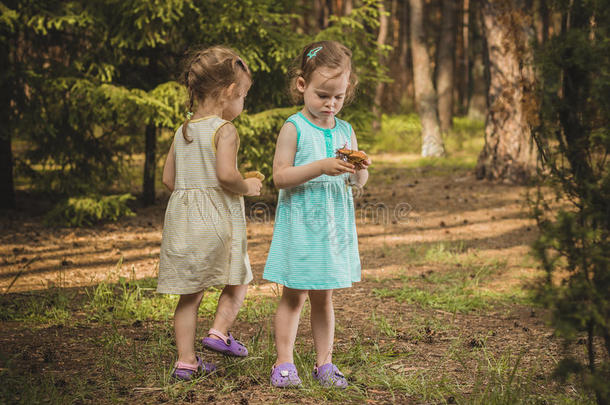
{"left": 216, "top": 124, "right": 261, "bottom": 196}
{"left": 273, "top": 123, "right": 355, "bottom": 189}
{"left": 162, "top": 141, "right": 176, "bottom": 191}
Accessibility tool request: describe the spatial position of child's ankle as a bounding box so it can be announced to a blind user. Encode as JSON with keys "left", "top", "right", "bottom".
{"left": 177, "top": 355, "right": 198, "bottom": 365}
{"left": 274, "top": 358, "right": 293, "bottom": 367}
{"left": 207, "top": 333, "right": 223, "bottom": 340}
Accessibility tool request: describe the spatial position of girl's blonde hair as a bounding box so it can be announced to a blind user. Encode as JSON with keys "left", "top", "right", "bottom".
{"left": 181, "top": 46, "right": 251, "bottom": 142}
{"left": 289, "top": 40, "right": 358, "bottom": 104}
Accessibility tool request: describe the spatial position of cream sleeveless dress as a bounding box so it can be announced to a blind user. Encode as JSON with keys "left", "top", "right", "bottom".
{"left": 157, "top": 116, "right": 252, "bottom": 294}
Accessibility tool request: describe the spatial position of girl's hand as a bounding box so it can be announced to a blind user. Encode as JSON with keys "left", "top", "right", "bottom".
{"left": 359, "top": 154, "right": 372, "bottom": 170}
{"left": 319, "top": 158, "right": 355, "bottom": 176}
{"left": 244, "top": 178, "right": 262, "bottom": 196}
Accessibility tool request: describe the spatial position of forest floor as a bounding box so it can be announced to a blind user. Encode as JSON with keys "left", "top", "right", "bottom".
{"left": 0, "top": 154, "right": 597, "bottom": 404}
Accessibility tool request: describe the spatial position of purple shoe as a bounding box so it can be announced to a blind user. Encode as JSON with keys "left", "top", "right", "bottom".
{"left": 171, "top": 356, "right": 216, "bottom": 381}
{"left": 202, "top": 328, "right": 248, "bottom": 357}
{"left": 312, "top": 363, "right": 348, "bottom": 388}
{"left": 270, "top": 362, "right": 302, "bottom": 388}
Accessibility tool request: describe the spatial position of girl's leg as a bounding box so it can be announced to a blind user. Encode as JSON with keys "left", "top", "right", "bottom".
{"left": 175, "top": 290, "right": 205, "bottom": 365}
{"left": 275, "top": 287, "right": 308, "bottom": 365}
{"left": 308, "top": 289, "right": 335, "bottom": 366}
{"left": 208, "top": 284, "right": 248, "bottom": 339}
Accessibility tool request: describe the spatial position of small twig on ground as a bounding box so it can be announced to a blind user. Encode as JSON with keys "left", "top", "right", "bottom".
{"left": 132, "top": 387, "right": 163, "bottom": 393}
{"left": 3, "top": 256, "right": 40, "bottom": 295}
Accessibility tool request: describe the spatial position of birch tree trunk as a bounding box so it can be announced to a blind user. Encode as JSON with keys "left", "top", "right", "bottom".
{"left": 436, "top": 0, "right": 457, "bottom": 133}
{"left": 475, "top": 0, "right": 537, "bottom": 183}
{"left": 409, "top": 0, "right": 445, "bottom": 157}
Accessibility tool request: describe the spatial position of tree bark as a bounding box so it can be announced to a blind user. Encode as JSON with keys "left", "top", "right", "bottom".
{"left": 142, "top": 123, "right": 157, "bottom": 206}
{"left": 314, "top": 0, "right": 331, "bottom": 29}
{"left": 384, "top": 0, "right": 412, "bottom": 112}
{"left": 0, "top": 133, "right": 15, "bottom": 210}
{"left": 372, "top": 0, "right": 389, "bottom": 131}
{"left": 469, "top": 5, "right": 488, "bottom": 120}
{"left": 458, "top": 0, "right": 470, "bottom": 115}
{"left": 0, "top": 32, "right": 16, "bottom": 209}
{"left": 343, "top": 0, "right": 352, "bottom": 15}
{"left": 436, "top": 0, "right": 457, "bottom": 133}
{"left": 539, "top": 0, "right": 549, "bottom": 45}
{"left": 409, "top": 0, "right": 444, "bottom": 157}
{"left": 475, "top": 0, "right": 537, "bottom": 183}
{"left": 558, "top": 1, "right": 593, "bottom": 184}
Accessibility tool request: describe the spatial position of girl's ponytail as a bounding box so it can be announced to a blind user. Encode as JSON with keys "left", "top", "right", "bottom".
{"left": 182, "top": 87, "right": 195, "bottom": 143}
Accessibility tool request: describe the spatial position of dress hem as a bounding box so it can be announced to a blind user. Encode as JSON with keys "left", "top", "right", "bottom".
{"left": 262, "top": 277, "right": 360, "bottom": 290}
{"left": 156, "top": 275, "right": 253, "bottom": 295}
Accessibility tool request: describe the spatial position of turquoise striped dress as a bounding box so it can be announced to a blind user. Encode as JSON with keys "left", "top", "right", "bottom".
{"left": 263, "top": 112, "right": 361, "bottom": 290}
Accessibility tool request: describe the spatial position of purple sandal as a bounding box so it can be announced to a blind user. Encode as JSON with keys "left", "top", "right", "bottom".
{"left": 312, "top": 363, "right": 348, "bottom": 388}
{"left": 171, "top": 356, "right": 216, "bottom": 381}
{"left": 270, "top": 362, "right": 302, "bottom": 388}
{"left": 202, "top": 328, "right": 248, "bottom": 357}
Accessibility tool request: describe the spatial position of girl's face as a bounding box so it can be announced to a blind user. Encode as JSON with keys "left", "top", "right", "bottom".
{"left": 222, "top": 72, "right": 251, "bottom": 121}
{"left": 297, "top": 67, "right": 349, "bottom": 127}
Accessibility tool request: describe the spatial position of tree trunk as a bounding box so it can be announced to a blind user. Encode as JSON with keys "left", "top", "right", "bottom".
{"left": 0, "top": 133, "right": 15, "bottom": 210}
{"left": 384, "top": 0, "right": 412, "bottom": 112}
{"left": 469, "top": 5, "right": 488, "bottom": 120}
{"left": 539, "top": 0, "right": 549, "bottom": 45}
{"left": 409, "top": 0, "right": 444, "bottom": 157}
{"left": 142, "top": 123, "right": 157, "bottom": 206}
{"left": 436, "top": 0, "right": 457, "bottom": 133}
{"left": 0, "top": 34, "right": 15, "bottom": 209}
{"left": 558, "top": 1, "right": 593, "bottom": 184}
{"left": 475, "top": 0, "right": 537, "bottom": 183}
{"left": 343, "top": 0, "right": 352, "bottom": 15}
{"left": 314, "top": 0, "right": 331, "bottom": 29}
{"left": 372, "top": 0, "right": 389, "bottom": 131}
{"left": 399, "top": 0, "right": 413, "bottom": 110}
{"left": 458, "top": 0, "right": 470, "bottom": 115}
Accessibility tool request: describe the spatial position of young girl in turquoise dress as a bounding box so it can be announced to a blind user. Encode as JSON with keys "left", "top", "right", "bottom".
{"left": 263, "top": 41, "right": 371, "bottom": 388}
{"left": 157, "top": 46, "right": 262, "bottom": 380}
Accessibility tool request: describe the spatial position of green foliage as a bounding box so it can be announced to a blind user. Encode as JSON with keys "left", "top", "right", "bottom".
{"left": 370, "top": 114, "right": 484, "bottom": 155}
{"left": 370, "top": 114, "right": 422, "bottom": 153}
{"left": 44, "top": 194, "right": 135, "bottom": 227}
{"left": 314, "top": 0, "right": 387, "bottom": 144}
{"left": 85, "top": 275, "right": 176, "bottom": 322}
{"left": 4, "top": 0, "right": 389, "bottom": 198}
{"left": 0, "top": 290, "right": 73, "bottom": 324}
{"left": 531, "top": 2, "right": 610, "bottom": 403}
{"left": 235, "top": 106, "right": 299, "bottom": 179}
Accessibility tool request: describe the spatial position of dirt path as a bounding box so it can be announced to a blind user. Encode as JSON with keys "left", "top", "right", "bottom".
{"left": 2, "top": 155, "right": 586, "bottom": 404}
{"left": 0, "top": 157, "right": 535, "bottom": 295}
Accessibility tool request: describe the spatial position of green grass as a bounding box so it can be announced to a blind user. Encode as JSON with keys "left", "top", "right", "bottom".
{"left": 372, "top": 242, "right": 533, "bottom": 313}
{"left": 370, "top": 310, "right": 398, "bottom": 338}
{"left": 369, "top": 113, "right": 485, "bottom": 156}
{"left": 449, "top": 345, "right": 595, "bottom": 405}
{"left": 0, "top": 270, "right": 591, "bottom": 404}
{"left": 0, "top": 289, "right": 75, "bottom": 324}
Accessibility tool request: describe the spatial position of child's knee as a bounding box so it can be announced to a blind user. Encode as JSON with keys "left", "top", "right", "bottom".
{"left": 219, "top": 284, "right": 248, "bottom": 309}
{"left": 179, "top": 290, "right": 205, "bottom": 304}
{"left": 308, "top": 290, "right": 333, "bottom": 309}
{"left": 282, "top": 288, "right": 308, "bottom": 308}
